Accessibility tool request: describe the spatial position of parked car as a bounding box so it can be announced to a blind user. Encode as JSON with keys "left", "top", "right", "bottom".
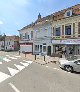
{"left": 59, "top": 58, "right": 80, "bottom": 72}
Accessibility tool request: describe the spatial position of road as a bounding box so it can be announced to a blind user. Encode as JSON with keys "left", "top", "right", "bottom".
{"left": 0, "top": 51, "right": 80, "bottom": 92}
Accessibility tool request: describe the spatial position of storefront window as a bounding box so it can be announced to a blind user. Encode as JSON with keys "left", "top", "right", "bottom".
{"left": 65, "top": 25, "right": 71, "bottom": 35}
{"left": 55, "top": 27, "right": 60, "bottom": 36}
{"left": 35, "top": 45, "right": 39, "bottom": 51}
{"left": 43, "top": 46, "right": 46, "bottom": 52}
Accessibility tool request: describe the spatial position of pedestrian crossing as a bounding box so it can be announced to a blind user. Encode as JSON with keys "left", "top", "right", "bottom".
{"left": 0, "top": 54, "right": 33, "bottom": 83}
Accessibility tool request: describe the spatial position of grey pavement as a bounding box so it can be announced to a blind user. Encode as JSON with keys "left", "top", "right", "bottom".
{"left": 0, "top": 51, "right": 79, "bottom": 92}
{"left": 0, "top": 62, "right": 80, "bottom": 92}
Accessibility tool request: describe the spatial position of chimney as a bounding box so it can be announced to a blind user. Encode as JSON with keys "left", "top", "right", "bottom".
{"left": 38, "top": 13, "right": 41, "bottom": 19}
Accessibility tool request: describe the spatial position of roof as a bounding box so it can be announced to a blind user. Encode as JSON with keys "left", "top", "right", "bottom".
{"left": 18, "top": 4, "right": 80, "bottom": 31}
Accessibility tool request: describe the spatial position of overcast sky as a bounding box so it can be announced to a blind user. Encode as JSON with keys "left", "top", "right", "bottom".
{"left": 0, "top": 0, "right": 80, "bottom": 36}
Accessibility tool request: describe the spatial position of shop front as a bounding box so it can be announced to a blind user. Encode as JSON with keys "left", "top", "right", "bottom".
{"left": 52, "top": 39, "right": 80, "bottom": 56}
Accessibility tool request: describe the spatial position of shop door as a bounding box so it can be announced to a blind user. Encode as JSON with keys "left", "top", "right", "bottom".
{"left": 47, "top": 46, "right": 51, "bottom": 56}
{"left": 40, "top": 45, "right": 42, "bottom": 53}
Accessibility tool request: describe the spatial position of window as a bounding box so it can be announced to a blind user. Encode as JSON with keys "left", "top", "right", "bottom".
{"left": 20, "top": 34, "right": 22, "bottom": 39}
{"left": 35, "top": 45, "right": 39, "bottom": 51}
{"left": 65, "top": 25, "right": 71, "bottom": 35}
{"left": 67, "top": 11, "right": 70, "bottom": 16}
{"left": 55, "top": 27, "right": 60, "bottom": 36}
{"left": 65, "top": 10, "right": 72, "bottom": 17}
{"left": 9, "top": 42, "right": 10, "bottom": 45}
{"left": 7, "top": 42, "right": 8, "bottom": 45}
{"left": 43, "top": 46, "right": 46, "bottom": 52}
{"left": 31, "top": 31, "right": 33, "bottom": 39}
{"left": 25, "top": 33, "right": 27, "bottom": 39}
{"left": 28, "top": 35, "right": 29, "bottom": 39}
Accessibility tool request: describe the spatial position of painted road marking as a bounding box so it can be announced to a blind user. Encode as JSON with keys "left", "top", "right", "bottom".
{"left": 6, "top": 55, "right": 10, "bottom": 57}
{"left": 3, "top": 57, "right": 11, "bottom": 62}
{"left": 0, "top": 72, "right": 10, "bottom": 83}
{"left": 24, "top": 60, "right": 33, "bottom": 64}
{"left": 9, "top": 83, "right": 20, "bottom": 92}
{"left": 20, "top": 62, "right": 29, "bottom": 67}
{"left": 14, "top": 64, "right": 25, "bottom": 71}
{"left": 8, "top": 67, "right": 19, "bottom": 76}
{"left": 46, "top": 66, "right": 49, "bottom": 67}
{"left": 0, "top": 62, "right": 2, "bottom": 64}
{"left": 14, "top": 56, "right": 21, "bottom": 58}
{"left": 8, "top": 57, "right": 17, "bottom": 60}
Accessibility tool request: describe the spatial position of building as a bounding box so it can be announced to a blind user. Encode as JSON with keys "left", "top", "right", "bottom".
{"left": 18, "top": 23, "right": 34, "bottom": 53}
{"left": 51, "top": 4, "right": 80, "bottom": 56}
{"left": 4, "top": 36, "right": 19, "bottom": 51}
{"left": 18, "top": 4, "right": 80, "bottom": 56}
{"left": 33, "top": 14, "right": 53, "bottom": 55}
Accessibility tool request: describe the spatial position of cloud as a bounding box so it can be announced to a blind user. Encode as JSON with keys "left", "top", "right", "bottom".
{"left": 0, "top": 21, "right": 3, "bottom": 25}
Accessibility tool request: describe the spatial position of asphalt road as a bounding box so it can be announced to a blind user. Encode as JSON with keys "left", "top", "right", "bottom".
{"left": 0, "top": 51, "right": 80, "bottom": 92}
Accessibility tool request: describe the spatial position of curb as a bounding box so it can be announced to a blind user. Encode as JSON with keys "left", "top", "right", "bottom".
{"left": 35, "top": 60, "right": 57, "bottom": 66}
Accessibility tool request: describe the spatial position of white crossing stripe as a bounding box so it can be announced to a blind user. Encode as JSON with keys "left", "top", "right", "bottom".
{"left": 8, "top": 67, "right": 19, "bottom": 76}
{"left": 0, "top": 62, "right": 2, "bottom": 64}
{"left": 14, "top": 64, "right": 25, "bottom": 71}
{"left": 20, "top": 62, "right": 29, "bottom": 67}
{"left": 24, "top": 60, "right": 33, "bottom": 64}
{"left": 0, "top": 72, "right": 10, "bottom": 83}
{"left": 8, "top": 57, "right": 17, "bottom": 59}
{"left": 6, "top": 55, "right": 10, "bottom": 57}
{"left": 3, "top": 57, "right": 11, "bottom": 62}
{"left": 46, "top": 66, "right": 49, "bottom": 67}
{"left": 9, "top": 83, "right": 20, "bottom": 92}
{"left": 14, "top": 56, "right": 21, "bottom": 58}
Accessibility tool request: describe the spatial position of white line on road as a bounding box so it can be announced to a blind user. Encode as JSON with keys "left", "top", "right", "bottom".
{"left": 9, "top": 83, "right": 20, "bottom": 92}
{"left": 8, "top": 57, "right": 17, "bottom": 59}
{"left": 0, "top": 62, "right": 2, "bottom": 64}
{"left": 0, "top": 72, "right": 10, "bottom": 83}
{"left": 24, "top": 60, "right": 33, "bottom": 64}
{"left": 14, "top": 64, "right": 25, "bottom": 71}
{"left": 8, "top": 67, "right": 19, "bottom": 76}
{"left": 14, "top": 56, "right": 21, "bottom": 58}
{"left": 20, "top": 62, "right": 29, "bottom": 67}
{"left": 46, "top": 66, "right": 49, "bottom": 67}
{"left": 3, "top": 57, "right": 11, "bottom": 62}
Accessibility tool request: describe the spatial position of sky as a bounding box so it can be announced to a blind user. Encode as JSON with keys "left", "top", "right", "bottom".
{"left": 0, "top": 0, "right": 80, "bottom": 36}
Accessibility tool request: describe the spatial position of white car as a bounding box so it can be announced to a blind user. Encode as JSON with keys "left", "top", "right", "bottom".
{"left": 59, "top": 58, "right": 80, "bottom": 72}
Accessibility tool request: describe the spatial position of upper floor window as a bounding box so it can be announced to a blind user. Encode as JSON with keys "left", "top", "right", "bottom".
{"left": 28, "top": 35, "right": 29, "bottom": 39}
{"left": 55, "top": 27, "right": 60, "bottom": 36}
{"left": 9, "top": 42, "right": 10, "bottom": 45}
{"left": 65, "top": 25, "right": 71, "bottom": 35}
{"left": 65, "top": 10, "right": 72, "bottom": 17}
{"left": 25, "top": 33, "right": 27, "bottom": 39}
{"left": 31, "top": 31, "right": 33, "bottom": 39}
{"left": 20, "top": 34, "right": 22, "bottom": 39}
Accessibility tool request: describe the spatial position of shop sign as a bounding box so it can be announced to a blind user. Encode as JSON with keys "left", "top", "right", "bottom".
{"left": 61, "top": 39, "right": 80, "bottom": 44}
{"left": 52, "top": 39, "right": 80, "bottom": 44}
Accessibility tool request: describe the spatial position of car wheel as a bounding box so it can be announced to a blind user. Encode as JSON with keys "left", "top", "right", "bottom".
{"left": 64, "top": 65, "right": 73, "bottom": 72}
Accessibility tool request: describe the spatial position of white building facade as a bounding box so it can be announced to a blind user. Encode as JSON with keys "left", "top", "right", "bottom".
{"left": 18, "top": 25, "right": 34, "bottom": 53}
{"left": 33, "top": 20, "right": 53, "bottom": 55}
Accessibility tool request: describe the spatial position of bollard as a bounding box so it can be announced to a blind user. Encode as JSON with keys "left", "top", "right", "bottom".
{"left": 35, "top": 55, "right": 36, "bottom": 60}
{"left": 25, "top": 53, "right": 26, "bottom": 57}
{"left": 44, "top": 56, "right": 45, "bottom": 61}
{"left": 19, "top": 50, "right": 20, "bottom": 55}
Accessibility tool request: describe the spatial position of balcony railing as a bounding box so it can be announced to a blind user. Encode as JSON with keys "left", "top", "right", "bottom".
{"left": 52, "top": 34, "right": 80, "bottom": 39}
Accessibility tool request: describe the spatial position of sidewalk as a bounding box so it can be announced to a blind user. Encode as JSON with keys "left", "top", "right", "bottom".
{"left": 19, "top": 53, "right": 61, "bottom": 65}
